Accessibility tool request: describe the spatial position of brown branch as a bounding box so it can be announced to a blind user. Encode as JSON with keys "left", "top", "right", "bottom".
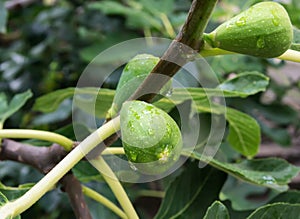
{"left": 129, "top": 0, "right": 218, "bottom": 102}
{"left": 0, "top": 139, "right": 67, "bottom": 174}
{"left": 0, "top": 139, "right": 92, "bottom": 219}
{"left": 60, "top": 174, "right": 92, "bottom": 219}
{"left": 5, "top": 0, "right": 37, "bottom": 10}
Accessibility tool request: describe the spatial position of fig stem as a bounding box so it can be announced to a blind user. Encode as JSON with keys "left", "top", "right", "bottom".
{"left": 91, "top": 156, "right": 139, "bottom": 219}
{"left": 200, "top": 47, "right": 300, "bottom": 63}
{"left": 82, "top": 185, "right": 127, "bottom": 219}
{"left": 0, "top": 116, "right": 121, "bottom": 218}
{"left": 0, "top": 129, "right": 73, "bottom": 151}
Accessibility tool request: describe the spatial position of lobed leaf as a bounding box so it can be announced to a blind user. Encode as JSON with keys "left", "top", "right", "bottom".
{"left": 217, "top": 72, "right": 269, "bottom": 97}
{"left": 226, "top": 108, "right": 260, "bottom": 158}
{"left": 33, "top": 87, "right": 115, "bottom": 118}
{"left": 190, "top": 152, "right": 300, "bottom": 192}
{"left": 0, "top": 90, "right": 32, "bottom": 125}
{"left": 154, "top": 163, "right": 227, "bottom": 219}
{"left": 0, "top": 182, "right": 33, "bottom": 200}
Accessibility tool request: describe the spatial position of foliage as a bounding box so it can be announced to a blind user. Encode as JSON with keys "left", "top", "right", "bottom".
{"left": 0, "top": 0, "right": 300, "bottom": 219}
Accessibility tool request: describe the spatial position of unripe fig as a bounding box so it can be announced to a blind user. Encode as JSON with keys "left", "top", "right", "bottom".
{"left": 120, "top": 100, "right": 182, "bottom": 175}
{"left": 108, "top": 54, "right": 171, "bottom": 118}
{"left": 205, "top": 2, "right": 293, "bottom": 58}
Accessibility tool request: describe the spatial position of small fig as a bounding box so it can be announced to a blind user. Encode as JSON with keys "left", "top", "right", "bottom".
{"left": 120, "top": 100, "right": 182, "bottom": 175}
{"left": 107, "top": 54, "right": 171, "bottom": 118}
{"left": 205, "top": 2, "right": 293, "bottom": 58}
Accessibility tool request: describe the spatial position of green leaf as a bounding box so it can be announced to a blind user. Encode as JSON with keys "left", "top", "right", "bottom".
{"left": 0, "top": 90, "right": 32, "bottom": 125}
{"left": 0, "top": 191, "right": 8, "bottom": 207}
{"left": 226, "top": 108, "right": 260, "bottom": 157}
{"left": 220, "top": 176, "right": 279, "bottom": 211}
{"left": 207, "top": 55, "right": 265, "bottom": 75}
{"left": 33, "top": 87, "right": 115, "bottom": 118}
{"left": 0, "top": 182, "right": 33, "bottom": 200}
{"left": 0, "top": 1, "right": 8, "bottom": 33}
{"left": 139, "top": 0, "right": 175, "bottom": 15}
{"left": 246, "top": 203, "right": 300, "bottom": 219}
{"left": 203, "top": 201, "right": 230, "bottom": 219}
{"left": 0, "top": 191, "right": 21, "bottom": 219}
{"left": 290, "top": 27, "right": 300, "bottom": 51}
{"left": 72, "top": 161, "right": 104, "bottom": 183}
{"left": 74, "top": 89, "right": 115, "bottom": 119}
{"left": 154, "top": 163, "right": 227, "bottom": 219}
{"left": 156, "top": 71, "right": 269, "bottom": 112}
{"left": 88, "top": 1, "right": 161, "bottom": 29}
{"left": 269, "top": 190, "right": 300, "bottom": 204}
{"left": 217, "top": 72, "right": 269, "bottom": 98}
{"left": 33, "top": 88, "right": 75, "bottom": 113}
{"left": 189, "top": 152, "right": 300, "bottom": 192}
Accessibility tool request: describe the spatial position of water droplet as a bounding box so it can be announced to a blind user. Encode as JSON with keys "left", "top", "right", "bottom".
{"left": 127, "top": 120, "right": 135, "bottom": 132}
{"left": 236, "top": 17, "right": 246, "bottom": 27}
{"left": 129, "top": 161, "right": 138, "bottom": 171}
{"left": 257, "top": 37, "right": 265, "bottom": 49}
{"left": 147, "top": 128, "right": 154, "bottom": 136}
{"left": 166, "top": 89, "right": 173, "bottom": 97}
{"left": 272, "top": 18, "right": 279, "bottom": 26}
{"left": 271, "top": 9, "right": 280, "bottom": 26}
{"left": 262, "top": 175, "right": 276, "bottom": 184}
{"left": 225, "top": 23, "right": 233, "bottom": 29}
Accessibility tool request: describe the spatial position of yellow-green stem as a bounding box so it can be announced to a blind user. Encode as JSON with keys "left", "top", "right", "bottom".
{"left": 0, "top": 117, "right": 120, "bottom": 218}
{"left": 278, "top": 49, "right": 300, "bottom": 63}
{"left": 90, "top": 156, "right": 139, "bottom": 219}
{"left": 82, "top": 185, "right": 127, "bottom": 219}
{"left": 102, "top": 147, "right": 125, "bottom": 155}
{"left": 200, "top": 48, "right": 300, "bottom": 63}
{"left": 0, "top": 129, "right": 73, "bottom": 151}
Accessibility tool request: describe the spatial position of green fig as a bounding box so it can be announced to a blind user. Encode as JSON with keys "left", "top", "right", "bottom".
{"left": 120, "top": 100, "right": 182, "bottom": 175}
{"left": 205, "top": 2, "right": 293, "bottom": 58}
{"left": 107, "top": 54, "right": 171, "bottom": 118}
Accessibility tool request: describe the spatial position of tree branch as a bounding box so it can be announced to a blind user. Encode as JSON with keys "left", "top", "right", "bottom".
{"left": 129, "top": 0, "right": 218, "bottom": 102}
{"left": 60, "top": 174, "right": 92, "bottom": 219}
{"left": 0, "top": 139, "right": 67, "bottom": 174}
{"left": 0, "top": 139, "right": 92, "bottom": 219}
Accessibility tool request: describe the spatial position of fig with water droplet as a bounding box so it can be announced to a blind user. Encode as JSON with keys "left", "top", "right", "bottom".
{"left": 204, "top": 2, "right": 293, "bottom": 58}
{"left": 107, "top": 54, "right": 171, "bottom": 118}
{"left": 120, "top": 100, "right": 182, "bottom": 175}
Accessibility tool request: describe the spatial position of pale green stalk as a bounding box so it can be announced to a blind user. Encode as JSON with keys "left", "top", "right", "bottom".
{"left": 90, "top": 156, "right": 139, "bottom": 219}
{"left": 278, "top": 49, "right": 300, "bottom": 63}
{"left": 102, "top": 147, "right": 125, "bottom": 155}
{"left": 200, "top": 47, "right": 300, "bottom": 63}
{"left": 82, "top": 185, "right": 127, "bottom": 219}
{"left": 0, "top": 129, "right": 73, "bottom": 151}
{"left": 0, "top": 117, "right": 120, "bottom": 218}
